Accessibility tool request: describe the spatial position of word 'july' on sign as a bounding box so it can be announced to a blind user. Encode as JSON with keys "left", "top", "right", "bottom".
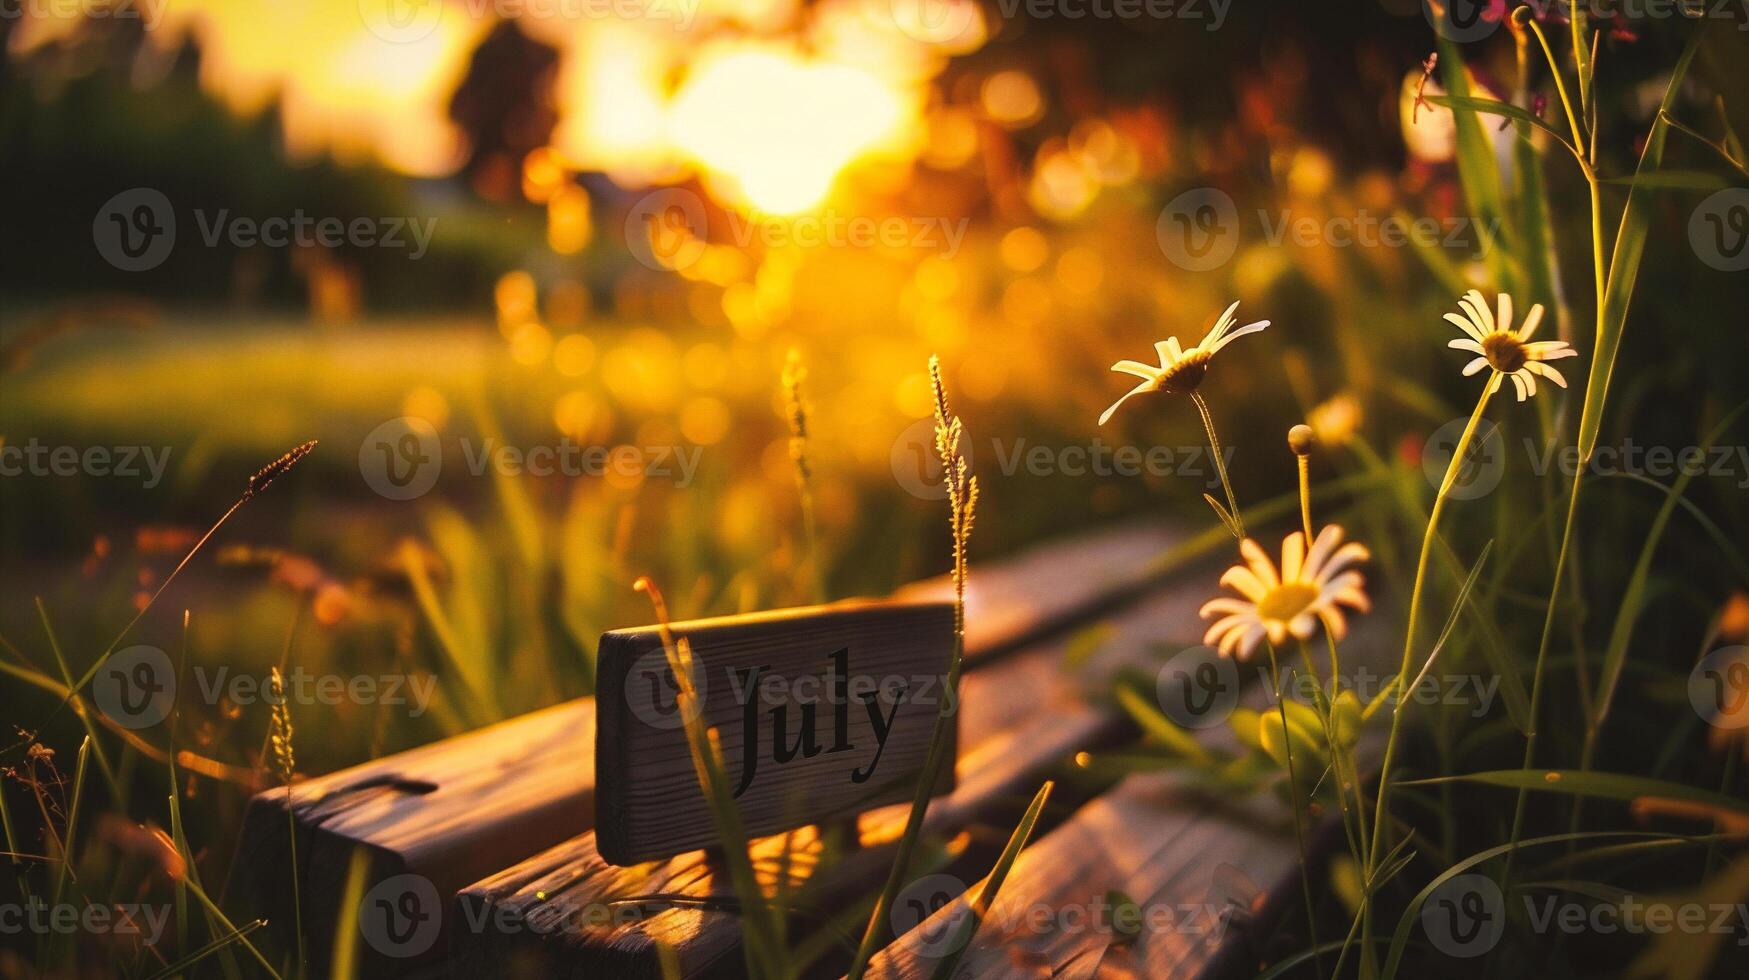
{"left": 594, "top": 601, "right": 957, "bottom": 866}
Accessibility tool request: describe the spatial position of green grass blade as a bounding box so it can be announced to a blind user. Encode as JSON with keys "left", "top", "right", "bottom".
{"left": 1577, "top": 29, "right": 1701, "bottom": 459}
{"left": 927, "top": 780, "right": 1053, "bottom": 980}
{"left": 1423, "top": 94, "right": 1579, "bottom": 156}
{"left": 1593, "top": 401, "right": 1749, "bottom": 728}
{"left": 1434, "top": 41, "right": 1511, "bottom": 286}
{"left": 329, "top": 847, "right": 373, "bottom": 980}
{"left": 1403, "top": 770, "right": 1749, "bottom": 815}
{"left": 1404, "top": 540, "right": 1493, "bottom": 700}
{"left": 1117, "top": 685, "right": 1211, "bottom": 763}
{"left": 144, "top": 919, "right": 267, "bottom": 980}
{"left": 1380, "top": 831, "right": 1693, "bottom": 980}
{"left": 34, "top": 600, "right": 120, "bottom": 798}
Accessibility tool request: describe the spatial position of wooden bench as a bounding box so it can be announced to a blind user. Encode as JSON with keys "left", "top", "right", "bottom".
{"left": 233, "top": 522, "right": 1365, "bottom": 978}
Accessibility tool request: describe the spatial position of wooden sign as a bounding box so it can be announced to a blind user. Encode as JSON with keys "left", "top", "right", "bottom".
{"left": 594, "top": 601, "right": 957, "bottom": 865}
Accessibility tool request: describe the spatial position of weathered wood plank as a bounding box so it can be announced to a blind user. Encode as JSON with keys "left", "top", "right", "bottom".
{"left": 235, "top": 521, "right": 1175, "bottom": 976}
{"left": 595, "top": 601, "right": 957, "bottom": 865}
{"left": 861, "top": 623, "right": 1394, "bottom": 979}
{"left": 450, "top": 548, "right": 1220, "bottom": 978}
{"left": 858, "top": 771, "right": 1301, "bottom": 979}
{"left": 231, "top": 698, "right": 597, "bottom": 974}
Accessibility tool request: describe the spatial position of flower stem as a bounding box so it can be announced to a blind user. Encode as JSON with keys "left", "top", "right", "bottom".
{"left": 1363, "top": 375, "right": 1497, "bottom": 936}
{"left": 1266, "top": 643, "right": 1322, "bottom": 980}
{"left": 1191, "top": 390, "right": 1244, "bottom": 538}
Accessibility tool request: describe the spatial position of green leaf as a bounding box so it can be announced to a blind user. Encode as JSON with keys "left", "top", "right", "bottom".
{"left": 928, "top": 780, "right": 1054, "bottom": 980}
{"left": 1599, "top": 170, "right": 1735, "bottom": 190}
{"left": 1423, "top": 93, "right": 1577, "bottom": 155}
{"left": 1435, "top": 47, "right": 1513, "bottom": 289}
{"left": 1402, "top": 769, "right": 1749, "bottom": 815}
{"left": 1117, "top": 685, "right": 1210, "bottom": 763}
{"left": 1593, "top": 401, "right": 1749, "bottom": 728}
{"left": 1577, "top": 30, "right": 1702, "bottom": 460}
{"left": 1380, "top": 831, "right": 1696, "bottom": 980}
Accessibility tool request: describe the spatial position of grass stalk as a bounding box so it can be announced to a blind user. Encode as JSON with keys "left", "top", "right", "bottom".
{"left": 635, "top": 577, "right": 788, "bottom": 978}
{"left": 847, "top": 356, "right": 978, "bottom": 980}
{"left": 1363, "top": 374, "right": 1497, "bottom": 952}
{"left": 1266, "top": 643, "right": 1323, "bottom": 980}
{"left": 1191, "top": 390, "right": 1244, "bottom": 537}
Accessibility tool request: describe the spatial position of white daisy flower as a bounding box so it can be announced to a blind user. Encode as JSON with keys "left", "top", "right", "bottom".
{"left": 1200, "top": 525, "right": 1372, "bottom": 662}
{"left": 1445, "top": 289, "right": 1579, "bottom": 402}
{"left": 1099, "top": 300, "right": 1270, "bottom": 425}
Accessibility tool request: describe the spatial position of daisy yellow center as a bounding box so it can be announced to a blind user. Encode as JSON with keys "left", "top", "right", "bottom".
{"left": 1158, "top": 349, "right": 1211, "bottom": 394}
{"left": 1256, "top": 581, "right": 1319, "bottom": 623}
{"left": 1481, "top": 332, "right": 1527, "bottom": 374}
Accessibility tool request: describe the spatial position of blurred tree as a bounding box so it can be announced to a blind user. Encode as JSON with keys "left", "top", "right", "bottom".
{"left": 447, "top": 20, "right": 559, "bottom": 203}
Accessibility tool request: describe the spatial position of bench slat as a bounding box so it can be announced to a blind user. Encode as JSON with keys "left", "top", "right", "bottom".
{"left": 234, "top": 522, "right": 1175, "bottom": 975}
{"left": 450, "top": 545, "right": 1217, "bottom": 977}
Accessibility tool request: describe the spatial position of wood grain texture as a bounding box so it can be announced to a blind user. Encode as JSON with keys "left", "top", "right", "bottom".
{"left": 451, "top": 538, "right": 1224, "bottom": 978}
{"left": 860, "top": 622, "right": 1395, "bottom": 979}
{"left": 595, "top": 601, "right": 958, "bottom": 865}
{"left": 231, "top": 520, "right": 1173, "bottom": 978}
{"left": 232, "top": 698, "right": 596, "bottom": 976}
{"left": 858, "top": 771, "right": 1300, "bottom": 980}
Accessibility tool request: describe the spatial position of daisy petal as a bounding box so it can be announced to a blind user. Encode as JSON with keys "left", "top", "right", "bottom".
{"left": 1202, "top": 300, "right": 1243, "bottom": 347}
{"left": 1445, "top": 312, "right": 1487, "bottom": 343}
{"left": 1265, "top": 620, "right": 1288, "bottom": 647}
{"left": 1099, "top": 381, "right": 1154, "bottom": 426}
{"left": 1526, "top": 341, "right": 1577, "bottom": 360}
{"left": 1461, "top": 290, "right": 1495, "bottom": 333}
{"left": 1448, "top": 338, "right": 1484, "bottom": 354}
{"left": 1526, "top": 361, "right": 1567, "bottom": 387}
{"left": 1511, "top": 372, "right": 1528, "bottom": 401}
{"left": 1220, "top": 565, "right": 1269, "bottom": 601}
{"left": 1111, "top": 359, "right": 1159, "bottom": 380}
{"left": 1496, "top": 292, "right": 1513, "bottom": 336}
{"left": 1281, "top": 531, "right": 1306, "bottom": 583}
{"left": 1301, "top": 525, "right": 1344, "bottom": 578}
{"left": 1208, "top": 320, "right": 1270, "bottom": 355}
{"left": 1463, "top": 356, "right": 1490, "bottom": 377}
{"left": 1239, "top": 538, "right": 1280, "bottom": 588}
{"left": 1289, "top": 612, "right": 1318, "bottom": 640}
{"left": 1200, "top": 597, "right": 1253, "bottom": 619}
{"left": 1519, "top": 303, "right": 1546, "bottom": 340}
